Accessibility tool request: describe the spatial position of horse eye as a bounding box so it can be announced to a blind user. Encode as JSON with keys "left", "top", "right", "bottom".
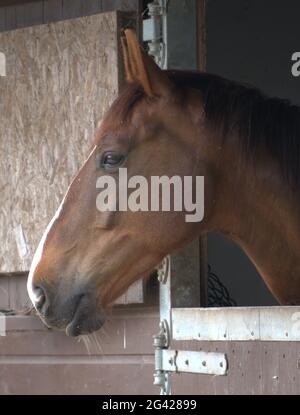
{"left": 99, "top": 152, "right": 125, "bottom": 170}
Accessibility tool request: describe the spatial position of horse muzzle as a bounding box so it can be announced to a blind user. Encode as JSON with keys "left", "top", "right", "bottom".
{"left": 30, "top": 283, "right": 106, "bottom": 336}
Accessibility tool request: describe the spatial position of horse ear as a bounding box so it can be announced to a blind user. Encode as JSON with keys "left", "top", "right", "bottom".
{"left": 122, "top": 29, "right": 172, "bottom": 97}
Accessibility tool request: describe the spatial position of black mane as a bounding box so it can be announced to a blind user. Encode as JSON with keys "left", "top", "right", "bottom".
{"left": 167, "top": 70, "right": 300, "bottom": 190}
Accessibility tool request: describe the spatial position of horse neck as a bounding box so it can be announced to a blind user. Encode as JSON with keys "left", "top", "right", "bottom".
{"left": 208, "top": 135, "right": 300, "bottom": 305}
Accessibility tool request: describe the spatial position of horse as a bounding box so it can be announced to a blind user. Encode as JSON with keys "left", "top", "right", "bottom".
{"left": 27, "top": 29, "right": 300, "bottom": 336}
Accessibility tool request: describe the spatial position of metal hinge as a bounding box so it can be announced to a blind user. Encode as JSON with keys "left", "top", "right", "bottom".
{"left": 156, "top": 256, "right": 169, "bottom": 284}
{"left": 143, "top": 0, "right": 168, "bottom": 69}
{"left": 153, "top": 318, "right": 228, "bottom": 394}
{"left": 154, "top": 257, "right": 228, "bottom": 395}
{"left": 162, "top": 349, "right": 227, "bottom": 375}
{"left": 153, "top": 319, "right": 171, "bottom": 395}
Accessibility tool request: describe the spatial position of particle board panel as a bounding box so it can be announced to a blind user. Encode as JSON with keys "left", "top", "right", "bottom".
{"left": 0, "top": 12, "right": 121, "bottom": 272}
{"left": 0, "top": 10, "right": 143, "bottom": 304}
{"left": 1, "top": 0, "right": 139, "bottom": 33}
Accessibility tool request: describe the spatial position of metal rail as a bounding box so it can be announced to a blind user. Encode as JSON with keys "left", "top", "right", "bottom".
{"left": 173, "top": 306, "right": 300, "bottom": 342}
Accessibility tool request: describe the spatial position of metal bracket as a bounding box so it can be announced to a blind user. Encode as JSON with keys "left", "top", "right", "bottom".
{"left": 172, "top": 306, "right": 300, "bottom": 342}
{"left": 154, "top": 255, "right": 229, "bottom": 394}
{"left": 153, "top": 318, "right": 228, "bottom": 394}
{"left": 153, "top": 311, "right": 228, "bottom": 395}
{"left": 156, "top": 256, "right": 170, "bottom": 284}
{"left": 153, "top": 319, "right": 171, "bottom": 395}
{"left": 162, "top": 349, "right": 228, "bottom": 376}
{"left": 143, "top": 0, "right": 168, "bottom": 69}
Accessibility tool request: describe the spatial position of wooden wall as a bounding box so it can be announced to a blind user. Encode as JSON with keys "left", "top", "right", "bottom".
{"left": 1, "top": 312, "right": 299, "bottom": 394}
{"left": 0, "top": 0, "right": 140, "bottom": 32}
{"left": 0, "top": 307, "right": 160, "bottom": 394}
{"left": 0, "top": 0, "right": 299, "bottom": 396}
{"left": 0, "top": 6, "right": 144, "bottom": 306}
{"left": 0, "top": 11, "right": 130, "bottom": 272}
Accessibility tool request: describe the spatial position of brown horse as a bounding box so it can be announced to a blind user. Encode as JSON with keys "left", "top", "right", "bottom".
{"left": 27, "top": 30, "right": 300, "bottom": 336}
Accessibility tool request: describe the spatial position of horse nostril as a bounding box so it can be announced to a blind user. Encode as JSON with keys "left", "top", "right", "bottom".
{"left": 33, "top": 286, "right": 46, "bottom": 312}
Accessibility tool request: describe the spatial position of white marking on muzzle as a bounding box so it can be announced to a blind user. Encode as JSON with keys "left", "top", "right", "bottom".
{"left": 27, "top": 146, "right": 97, "bottom": 306}
{"left": 27, "top": 198, "right": 66, "bottom": 305}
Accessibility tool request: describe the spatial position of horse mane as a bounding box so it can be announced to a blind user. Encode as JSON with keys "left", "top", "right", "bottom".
{"left": 115, "top": 69, "right": 300, "bottom": 189}
{"left": 167, "top": 70, "right": 300, "bottom": 190}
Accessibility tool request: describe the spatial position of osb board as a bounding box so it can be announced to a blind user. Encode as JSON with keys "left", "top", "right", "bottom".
{"left": 0, "top": 11, "right": 143, "bottom": 304}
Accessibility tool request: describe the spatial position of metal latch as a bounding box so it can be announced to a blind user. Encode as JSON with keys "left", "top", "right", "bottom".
{"left": 153, "top": 318, "right": 228, "bottom": 394}
{"left": 143, "top": 0, "right": 167, "bottom": 69}
{"left": 154, "top": 256, "right": 228, "bottom": 394}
